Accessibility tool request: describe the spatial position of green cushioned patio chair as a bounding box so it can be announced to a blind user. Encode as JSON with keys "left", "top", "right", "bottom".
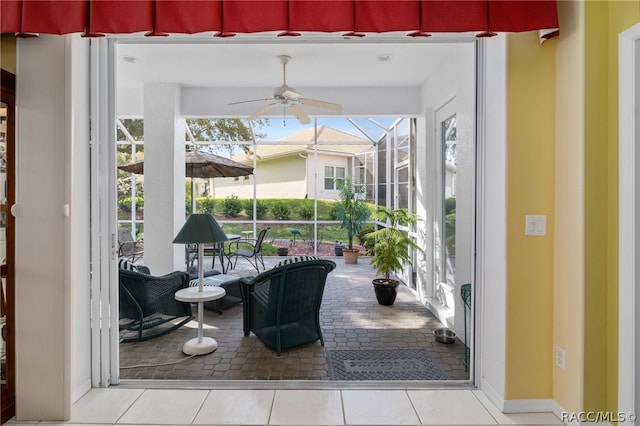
{"left": 239, "top": 258, "right": 336, "bottom": 355}
{"left": 119, "top": 265, "right": 193, "bottom": 343}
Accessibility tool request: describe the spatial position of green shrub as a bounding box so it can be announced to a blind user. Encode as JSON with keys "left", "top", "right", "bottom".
{"left": 198, "top": 197, "right": 216, "bottom": 214}
{"left": 328, "top": 203, "right": 339, "bottom": 220}
{"left": 357, "top": 223, "right": 376, "bottom": 247}
{"left": 299, "top": 202, "right": 314, "bottom": 220}
{"left": 271, "top": 202, "right": 290, "bottom": 220}
{"left": 445, "top": 197, "right": 456, "bottom": 215}
{"left": 242, "top": 199, "right": 268, "bottom": 219}
{"left": 222, "top": 195, "right": 243, "bottom": 217}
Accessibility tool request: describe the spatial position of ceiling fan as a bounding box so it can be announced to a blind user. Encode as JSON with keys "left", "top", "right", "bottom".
{"left": 229, "top": 55, "right": 344, "bottom": 124}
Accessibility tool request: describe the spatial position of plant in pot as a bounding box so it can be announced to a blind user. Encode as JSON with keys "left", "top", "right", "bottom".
{"left": 365, "top": 206, "right": 422, "bottom": 305}
{"left": 334, "top": 176, "right": 371, "bottom": 264}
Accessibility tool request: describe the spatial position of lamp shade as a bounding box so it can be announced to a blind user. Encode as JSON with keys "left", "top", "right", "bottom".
{"left": 173, "top": 213, "right": 228, "bottom": 244}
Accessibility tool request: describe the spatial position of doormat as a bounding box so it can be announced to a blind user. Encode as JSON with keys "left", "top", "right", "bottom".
{"left": 327, "top": 349, "right": 448, "bottom": 381}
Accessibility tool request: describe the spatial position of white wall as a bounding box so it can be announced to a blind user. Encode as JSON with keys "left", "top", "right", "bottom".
{"left": 182, "top": 86, "right": 421, "bottom": 118}
{"left": 15, "top": 34, "right": 94, "bottom": 421}
{"left": 69, "top": 35, "right": 93, "bottom": 403}
{"left": 119, "top": 86, "right": 422, "bottom": 118}
{"left": 478, "top": 35, "right": 508, "bottom": 404}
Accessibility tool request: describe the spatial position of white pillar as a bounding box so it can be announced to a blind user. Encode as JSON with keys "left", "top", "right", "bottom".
{"left": 15, "top": 34, "right": 75, "bottom": 421}
{"left": 143, "top": 83, "right": 185, "bottom": 274}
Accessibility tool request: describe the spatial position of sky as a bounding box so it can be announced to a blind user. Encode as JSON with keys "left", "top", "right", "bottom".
{"left": 254, "top": 117, "right": 399, "bottom": 143}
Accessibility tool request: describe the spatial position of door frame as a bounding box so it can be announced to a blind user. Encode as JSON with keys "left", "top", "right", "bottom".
{"left": 618, "top": 22, "right": 640, "bottom": 425}
{"left": 0, "top": 67, "right": 16, "bottom": 425}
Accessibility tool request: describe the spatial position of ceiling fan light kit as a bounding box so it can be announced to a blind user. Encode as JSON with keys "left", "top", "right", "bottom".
{"left": 229, "top": 55, "right": 343, "bottom": 124}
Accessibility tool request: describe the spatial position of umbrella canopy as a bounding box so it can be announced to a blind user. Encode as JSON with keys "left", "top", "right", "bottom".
{"left": 118, "top": 150, "right": 254, "bottom": 178}
{"left": 118, "top": 150, "right": 254, "bottom": 213}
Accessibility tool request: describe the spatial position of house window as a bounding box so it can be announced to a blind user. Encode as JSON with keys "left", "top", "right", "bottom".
{"left": 324, "top": 166, "right": 345, "bottom": 190}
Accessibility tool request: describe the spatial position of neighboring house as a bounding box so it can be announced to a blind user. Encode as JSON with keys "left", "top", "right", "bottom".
{"left": 214, "top": 126, "right": 374, "bottom": 200}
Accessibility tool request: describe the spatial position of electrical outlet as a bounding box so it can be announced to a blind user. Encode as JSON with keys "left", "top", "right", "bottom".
{"left": 555, "top": 346, "right": 566, "bottom": 370}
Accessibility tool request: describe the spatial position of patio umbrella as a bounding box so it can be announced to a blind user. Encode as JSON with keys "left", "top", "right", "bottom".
{"left": 118, "top": 150, "right": 254, "bottom": 212}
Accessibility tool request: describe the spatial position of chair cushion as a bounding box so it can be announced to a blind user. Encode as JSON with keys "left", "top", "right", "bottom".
{"left": 118, "top": 258, "right": 139, "bottom": 272}
{"left": 274, "top": 255, "right": 321, "bottom": 269}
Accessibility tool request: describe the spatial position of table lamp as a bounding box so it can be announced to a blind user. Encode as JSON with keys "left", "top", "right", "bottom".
{"left": 173, "top": 213, "right": 228, "bottom": 355}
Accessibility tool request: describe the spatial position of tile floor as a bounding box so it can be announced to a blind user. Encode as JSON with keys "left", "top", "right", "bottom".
{"left": 119, "top": 256, "right": 468, "bottom": 381}
{"left": 6, "top": 387, "right": 563, "bottom": 425}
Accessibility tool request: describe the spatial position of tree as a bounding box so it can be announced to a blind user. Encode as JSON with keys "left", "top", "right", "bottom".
{"left": 186, "top": 118, "right": 269, "bottom": 156}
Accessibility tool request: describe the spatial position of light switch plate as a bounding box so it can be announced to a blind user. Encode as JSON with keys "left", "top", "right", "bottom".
{"left": 525, "top": 215, "right": 546, "bottom": 236}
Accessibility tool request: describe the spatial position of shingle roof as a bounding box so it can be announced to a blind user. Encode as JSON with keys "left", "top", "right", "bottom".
{"left": 233, "top": 126, "right": 373, "bottom": 162}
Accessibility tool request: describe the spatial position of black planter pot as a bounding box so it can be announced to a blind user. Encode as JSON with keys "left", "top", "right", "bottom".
{"left": 372, "top": 278, "right": 400, "bottom": 305}
{"left": 277, "top": 247, "right": 289, "bottom": 256}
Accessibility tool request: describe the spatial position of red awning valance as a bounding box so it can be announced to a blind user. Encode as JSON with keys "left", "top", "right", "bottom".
{"left": 0, "top": 0, "right": 559, "bottom": 38}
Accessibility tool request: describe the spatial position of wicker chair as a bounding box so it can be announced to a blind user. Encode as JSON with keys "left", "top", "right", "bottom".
{"left": 239, "top": 258, "right": 336, "bottom": 355}
{"left": 119, "top": 265, "right": 193, "bottom": 343}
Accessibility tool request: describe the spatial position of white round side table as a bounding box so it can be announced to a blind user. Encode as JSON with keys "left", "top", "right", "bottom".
{"left": 174, "top": 286, "right": 225, "bottom": 355}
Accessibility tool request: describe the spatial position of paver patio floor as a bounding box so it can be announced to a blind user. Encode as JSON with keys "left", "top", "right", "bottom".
{"left": 119, "top": 256, "right": 469, "bottom": 381}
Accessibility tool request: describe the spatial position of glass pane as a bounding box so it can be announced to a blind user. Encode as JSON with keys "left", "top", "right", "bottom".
{"left": 443, "top": 114, "right": 457, "bottom": 286}
{"left": 397, "top": 166, "right": 409, "bottom": 210}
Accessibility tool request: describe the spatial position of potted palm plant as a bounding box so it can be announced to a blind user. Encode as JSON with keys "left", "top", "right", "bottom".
{"left": 365, "top": 206, "right": 422, "bottom": 305}
{"left": 334, "top": 176, "right": 371, "bottom": 264}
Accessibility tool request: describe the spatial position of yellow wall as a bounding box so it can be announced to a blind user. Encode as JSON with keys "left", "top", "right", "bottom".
{"left": 552, "top": 0, "right": 585, "bottom": 413}
{"left": 504, "top": 31, "right": 556, "bottom": 399}
{"left": 549, "top": 0, "right": 629, "bottom": 413}
{"left": 0, "top": 35, "right": 17, "bottom": 73}
{"left": 582, "top": 0, "right": 639, "bottom": 414}
{"left": 583, "top": 0, "right": 610, "bottom": 412}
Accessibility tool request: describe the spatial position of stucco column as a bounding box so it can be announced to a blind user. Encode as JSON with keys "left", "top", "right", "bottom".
{"left": 143, "top": 83, "right": 185, "bottom": 274}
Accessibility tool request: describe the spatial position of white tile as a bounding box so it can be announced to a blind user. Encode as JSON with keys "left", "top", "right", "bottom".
{"left": 69, "top": 387, "right": 144, "bottom": 424}
{"left": 117, "top": 389, "right": 208, "bottom": 425}
{"left": 270, "top": 390, "right": 343, "bottom": 425}
{"left": 471, "top": 390, "right": 562, "bottom": 424}
{"left": 194, "top": 389, "right": 274, "bottom": 425}
{"left": 408, "top": 390, "right": 497, "bottom": 425}
{"left": 496, "top": 413, "right": 563, "bottom": 424}
{"left": 342, "top": 390, "right": 420, "bottom": 425}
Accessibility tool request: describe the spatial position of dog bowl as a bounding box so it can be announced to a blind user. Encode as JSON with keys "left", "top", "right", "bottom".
{"left": 433, "top": 328, "right": 456, "bottom": 344}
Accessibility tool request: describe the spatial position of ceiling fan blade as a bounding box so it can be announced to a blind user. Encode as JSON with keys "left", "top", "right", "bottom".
{"left": 228, "top": 98, "right": 272, "bottom": 106}
{"left": 298, "top": 97, "right": 344, "bottom": 112}
{"left": 289, "top": 105, "right": 311, "bottom": 124}
{"left": 248, "top": 103, "right": 277, "bottom": 121}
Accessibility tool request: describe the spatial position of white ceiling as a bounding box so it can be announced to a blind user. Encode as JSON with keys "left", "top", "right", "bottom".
{"left": 115, "top": 35, "right": 474, "bottom": 90}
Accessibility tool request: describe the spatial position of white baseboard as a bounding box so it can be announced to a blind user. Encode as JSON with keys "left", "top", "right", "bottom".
{"left": 503, "top": 397, "right": 554, "bottom": 413}
{"left": 479, "top": 378, "right": 505, "bottom": 411}
{"left": 72, "top": 378, "right": 92, "bottom": 403}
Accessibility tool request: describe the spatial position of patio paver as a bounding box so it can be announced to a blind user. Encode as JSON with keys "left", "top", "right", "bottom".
{"left": 119, "top": 256, "right": 468, "bottom": 381}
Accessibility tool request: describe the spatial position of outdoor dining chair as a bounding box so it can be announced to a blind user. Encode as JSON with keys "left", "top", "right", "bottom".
{"left": 227, "top": 227, "right": 270, "bottom": 272}
{"left": 117, "top": 227, "right": 144, "bottom": 262}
